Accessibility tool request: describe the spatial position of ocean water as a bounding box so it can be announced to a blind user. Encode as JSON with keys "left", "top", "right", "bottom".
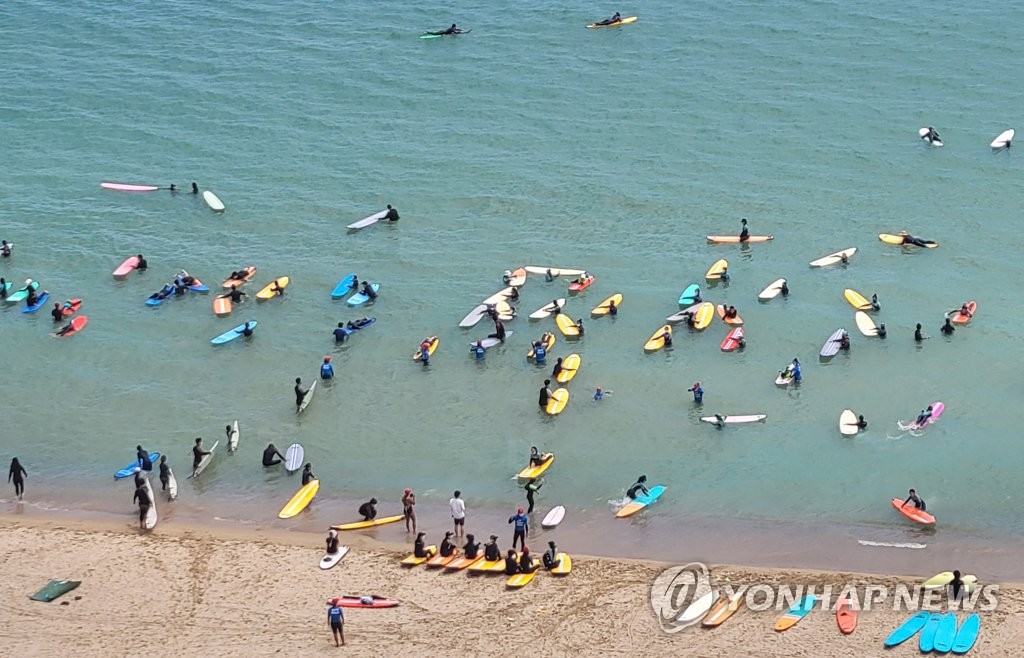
{"left": 3, "top": 0, "right": 1024, "bottom": 567}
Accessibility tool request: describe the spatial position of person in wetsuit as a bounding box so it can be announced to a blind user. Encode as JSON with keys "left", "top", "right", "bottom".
{"left": 688, "top": 381, "right": 704, "bottom": 403}
{"left": 543, "top": 540, "right": 561, "bottom": 570}
{"left": 133, "top": 481, "right": 151, "bottom": 530}
{"left": 9, "top": 457, "right": 27, "bottom": 500}
{"left": 294, "top": 377, "right": 307, "bottom": 409}
{"left": 575, "top": 318, "right": 585, "bottom": 336}
{"left": 384, "top": 204, "right": 399, "bottom": 221}
{"left": 222, "top": 285, "right": 245, "bottom": 304}
{"left": 358, "top": 498, "right": 378, "bottom": 521}
{"left": 463, "top": 534, "right": 480, "bottom": 559}
{"left": 136, "top": 445, "right": 153, "bottom": 472}
{"left": 1, "top": 241, "right": 12, "bottom": 257}
{"left": 301, "top": 463, "right": 316, "bottom": 486}
{"left": 321, "top": 356, "right": 334, "bottom": 380}
{"left": 414, "top": 532, "right": 435, "bottom": 558}
{"left": 326, "top": 529, "right": 340, "bottom": 554}
{"left": 529, "top": 447, "right": 547, "bottom": 467}
{"left": 538, "top": 380, "right": 553, "bottom": 408}
{"left": 739, "top": 218, "right": 749, "bottom": 242}
{"left": 429, "top": 24, "right": 464, "bottom": 36}
{"left": 25, "top": 288, "right": 39, "bottom": 307}
{"left": 488, "top": 319, "right": 506, "bottom": 342}
{"left": 780, "top": 280, "right": 789, "bottom": 297}
{"left": 915, "top": 323, "right": 929, "bottom": 341}
{"left": 660, "top": 329, "right": 673, "bottom": 347}
{"left": 50, "top": 302, "right": 63, "bottom": 322}
{"left": 605, "top": 299, "right": 618, "bottom": 316}
{"left": 192, "top": 438, "right": 210, "bottom": 475}
{"left": 923, "top": 127, "right": 940, "bottom": 143}
{"left": 133, "top": 467, "right": 146, "bottom": 489}
{"left": 439, "top": 531, "right": 457, "bottom": 558}
{"left": 360, "top": 282, "right": 377, "bottom": 301}
{"left": 191, "top": 182, "right": 199, "bottom": 194}
{"left": 949, "top": 570, "right": 965, "bottom": 600}
{"left": 158, "top": 455, "right": 171, "bottom": 492}
{"left": 551, "top": 358, "right": 564, "bottom": 379}
{"left": 484, "top": 535, "right": 501, "bottom": 561}
{"left": 136, "top": 254, "right": 147, "bottom": 271}
{"left": 876, "top": 323, "right": 887, "bottom": 338}
{"left": 903, "top": 488, "right": 926, "bottom": 510}
{"left": 504, "top": 549, "right": 519, "bottom": 575}
{"left": 263, "top": 443, "right": 285, "bottom": 467}
{"left": 0, "top": 277, "right": 7, "bottom": 300}
{"left": 899, "top": 231, "right": 935, "bottom": 248}
{"left": 914, "top": 406, "right": 933, "bottom": 427}
{"left": 941, "top": 318, "right": 955, "bottom": 335}
{"left": 525, "top": 478, "right": 542, "bottom": 513}
{"left": 856, "top": 415, "right": 867, "bottom": 429}
{"left": 596, "top": 12, "right": 622, "bottom": 25}
{"left": 626, "top": 475, "right": 649, "bottom": 500}
{"left": 334, "top": 322, "right": 348, "bottom": 343}
{"left": 839, "top": 331, "right": 851, "bottom": 350}
{"left": 519, "top": 547, "right": 540, "bottom": 574}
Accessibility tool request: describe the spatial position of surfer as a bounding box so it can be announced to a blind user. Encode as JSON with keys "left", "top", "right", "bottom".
{"left": 575, "top": 318, "right": 585, "bottom": 336}
{"left": 191, "top": 182, "right": 199, "bottom": 194}
{"left": 605, "top": 298, "right": 618, "bottom": 316}
{"left": 439, "top": 531, "right": 458, "bottom": 557}
{"left": 326, "top": 528, "right": 340, "bottom": 554}
{"left": 532, "top": 339, "right": 547, "bottom": 364}
{"left": 780, "top": 280, "right": 789, "bottom": 297}
{"left": 327, "top": 599, "right": 345, "bottom": 647}
{"left": 626, "top": 475, "right": 649, "bottom": 500}
{"left": 0, "top": 277, "right": 6, "bottom": 299}
{"left": 543, "top": 540, "right": 561, "bottom": 570}
{"left": 724, "top": 306, "right": 738, "bottom": 319}
{"left": 545, "top": 269, "right": 554, "bottom": 282}
{"left": 720, "top": 266, "right": 730, "bottom": 282}
{"left": 333, "top": 322, "right": 348, "bottom": 343}
{"left": 136, "top": 445, "right": 153, "bottom": 472}
{"left": 55, "top": 320, "right": 77, "bottom": 337}
{"left": 136, "top": 254, "right": 147, "bottom": 271}
{"left": 739, "top": 218, "right": 749, "bottom": 242}
{"left": 173, "top": 278, "right": 188, "bottom": 295}
{"left": 574, "top": 272, "right": 589, "bottom": 286}
{"left": 840, "top": 253, "right": 849, "bottom": 265}
{"left": 227, "top": 269, "right": 248, "bottom": 282}
{"left": 898, "top": 231, "right": 934, "bottom": 248}
{"left": 133, "top": 467, "right": 145, "bottom": 489}
{"left": 191, "top": 438, "right": 210, "bottom": 475}
{"left": 301, "top": 463, "right": 316, "bottom": 486}
{"left": 428, "top": 24, "right": 465, "bottom": 36}
{"left": 550, "top": 300, "right": 562, "bottom": 315}
{"left": 488, "top": 319, "right": 506, "bottom": 342}
{"left": 713, "top": 413, "right": 727, "bottom": 428}
{"left": 419, "top": 339, "right": 432, "bottom": 365}
{"left": 914, "top": 406, "right": 933, "bottom": 428}
{"left": 133, "top": 481, "right": 152, "bottom": 530}
{"left": 941, "top": 318, "right": 955, "bottom": 335}
{"left": 502, "top": 270, "right": 512, "bottom": 285}
{"left": 471, "top": 340, "right": 486, "bottom": 359}
{"left": 903, "top": 488, "right": 926, "bottom": 511}
{"left": 923, "top": 127, "right": 940, "bottom": 144}
{"left": 403, "top": 488, "right": 417, "bottom": 533}
{"left": 504, "top": 549, "right": 520, "bottom": 575}
{"left": 449, "top": 490, "right": 466, "bottom": 537}
{"left": 240, "top": 321, "right": 254, "bottom": 338}
{"left": 222, "top": 285, "right": 245, "bottom": 304}
{"left": 8, "top": 457, "right": 27, "bottom": 500}
{"left": 659, "top": 329, "right": 673, "bottom": 347}
{"left": 593, "top": 385, "right": 606, "bottom": 400}
{"left": 360, "top": 282, "right": 377, "bottom": 301}
{"left": 539, "top": 380, "right": 553, "bottom": 409}
{"left": 463, "top": 534, "right": 480, "bottom": 559}
{"left": 0, "top": 240, "right": 11, "bottom": 257}
{"left": 839, "top": 331, "right": 851, "bottom": 350}
{"left": 414, "top": 532, "right": 435, "bottom": 558}
{"left": 914, "top": 323, "right": 930, "bottom": 341}
{"left": 158, "top": 455, "right": 171, "bottom": 491}
{"left": 25, "top": 287, "right": 39, "bottom": 308}
{"left": 294, "top": 377, "right": 307, "bottom": 409}
{"left": 50, "top": 302, "right": 63, "bottom": 322}
{"left": 484, "top": 535, "right": 501, "bottom": 561}
{"left": 519, "top": 547, "right": 540, "bottom": 574}
{"left": 869, "top": 293, "right": 880, "bottom": 310}
{"left": 596, "top": 12, "right": 622, "bottom": 25}
{"left": 509, "top": 287, "right": 520, "bottom": 301}
{"left": 525, "top": 478, "right": 542, "bottom": 513}
{"left": 688, "top": 381, "right": 704, "bottom": 403}
{"left": 383, "top": 204, "right": 399, "bottom": 221}
{"left": 269, "top": 280, "right": 285, "bottom": 296}
{"left": 320, "top": 356, "right": 334, "bottom": 380}
{"left": 262, "top": 443, "right": 285, "bottom": 467}
{"left": 876, "top": 323, "right": 887, "bottom": 338}
{"left": 358, "top": 498, "right": 378, "bottom": 522}
{"left": 529, "top": 447, "right": 548, "bottom": 467}
{"left": 856, "top": 415, "right": 868, "bottom": 430}
{"left": 551, "top": 357, "right": 564, "bottom": 379}
{"left": 508, "top": 507, "right": 529, "bottom": 551}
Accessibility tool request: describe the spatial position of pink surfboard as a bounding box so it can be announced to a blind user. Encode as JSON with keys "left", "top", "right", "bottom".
{"left": 112, "top": 256, "right": 140, "bottom": 277}
{"left": 101, "top": 182, "right": 160, "bottom": 192}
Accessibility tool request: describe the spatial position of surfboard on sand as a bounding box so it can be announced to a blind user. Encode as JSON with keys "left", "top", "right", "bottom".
{"left": 29, "top": 579, "right": 81, "bottom": 602}
{"left": 297, "top": 380, "right": 317, "bottom": 413}
{"left": 320, "top": 546, "right": 350, "bottom": 570}
{"left": 952, "top": 613, "right": 981, "bottom": 654}
{"left": 347, "top": 209, "right": 388, "bottom": 230}
{"left": 678, "top": 590, "right": 718, "bottom": 625}
{"left": 285, "top": 443, "right": 304, "bottom": 472}
{"left": 189, "top": 440, "right": 219, "bottom": 478}
{"left": 774, "top": 595, "right": 816, "bottom": 631}
{"left": 702, "top": 589, "right": 744, "bottom": 628}
{"left": 884, "top": 611, "right": 930, "bottom": 647}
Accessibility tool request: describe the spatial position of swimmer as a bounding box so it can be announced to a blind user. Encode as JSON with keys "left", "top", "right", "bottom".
{"left": 941, "top": 318, "right": 955, "bottom": 335}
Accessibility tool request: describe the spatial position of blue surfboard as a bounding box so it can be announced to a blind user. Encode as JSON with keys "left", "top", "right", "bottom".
{"left": 952, "top": 613, "right": 980, "bottom": 654}
{"left": 678, "top": 283, "right": 701, "bottom": 306}
{"left": 331, "top": 273, "right": 357, "bottom": 299}
{"left": 933, "top": 612, "right": 958, "bottom": 652}
{"left": 347, "top": 283, "right": 380, "bottom": 307}
{"left": 22, "top": 290, "right": 50, "bottom": 313}
{"left": 145, "top": 284, "right": 176, "bottom": 306}
{"left": 884, "top": 611, "right": 930, "bottom": 647}
{"left": 919, "top": 612, "right": 944, "bottom": 652}
{"left": 634, "top": 484, "right": 666, "bottom": 506}
{"left": 115, "top": 453, "right": 160, "bottom": 479}
{"left": 339, "top": 317, "right": 376, "bottom": 335}
{"left": 211, "top": 320, "right": 258, "bottom": 345}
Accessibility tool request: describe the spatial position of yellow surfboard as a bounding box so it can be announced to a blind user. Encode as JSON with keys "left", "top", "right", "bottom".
{"left": 556, "top": 354, "right": 580, "bottom": 383}
{"left": 400, "top": 545, "right": 436, "bottom": 566}
{"left": 551, "top": 553, "right": 572, "bottom": 576}
{"left": 591, "top": 293, "right": 623, "bottom": 316}
{"left": 546, "top": 388, "right": 569, "bottom": 415}
{"left": 255, "top": 276, "right": 289, "bottom": 300}
{"left": 693, "top": 302, "right": 715, "bottom": 330}
{"left": 843, "top": 289, "right": 873, "bottom": 311}
{"left": 527, "top": 332, "right": 555, "bottom": 359}
{"left": 705, "top": 259, "right": 729, "bottom": 279}
{"left": 517, "top": 453, "right": 554, "bottom": 479}
{"left": 412, "top": 336, "right": 439, "bottom": 360}
{"left": 278, "top": 480, "right": 319, "bottom": 519}
{"left": 879, "top": 233, "right": 939, "bottom": 248}
{"left": 332, "top": 514, "right": 405, "bottom": 531}
{"left": 468, "top": 557, "right": 506, "bottom": 573}
{"left": 586, "top": 15, "right": 638, "bottom": 28}
{"left": 555, "top": 313, "right": 580, "bottom": 338}
{"left": 644, "top": 325, "right": 671, "bottom": 352}
{"left": 507, "top": 570, "right": 538, "bottom": 588}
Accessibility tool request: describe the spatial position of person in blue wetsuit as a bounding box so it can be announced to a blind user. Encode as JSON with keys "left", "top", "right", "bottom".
{"left": 720, "top": 266, "right": 730, "bottom": 282}
{"left": 533, "top": 340, "right": 547, "bottom": 365}
{"left": 320, "top": 356, "right": 334, "bottom": 380}
{"left": 791, "top": 358, "right": 802, "bottom": 382}
{"left": 136, "top": 445, "right": 153, "bottom": 472}
{"left": 471, "top": 340, "right": 486, "bottom": 359}
{"left": 327, "top": 600, "right": 345, "bottom": 647}
{"left": 594, "top": 386, "right": 610, "bottom": 400}
{"left": 508, "top": 507, "right": 529, "bottom": 550}
{"left": 626, "top": 475, "right": 649, "bottom": 500}
{"left": 687, "top": 381, "right": 704, "bottom": 403}
{"left": 333, "top": 322, "right": 348, "bottom": 343}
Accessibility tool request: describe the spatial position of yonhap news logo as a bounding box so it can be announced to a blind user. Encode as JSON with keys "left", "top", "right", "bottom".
{"left": 650, "top": 563, "right": 1000, "bottom": 633}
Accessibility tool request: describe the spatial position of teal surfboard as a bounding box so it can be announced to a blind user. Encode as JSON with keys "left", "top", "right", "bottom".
{"left": 884, "top": 611, "right": 930, "bottom": 647}
{"left": 678, "top": 283, "right": 700, "bottom": 305}
{"left": 919, "top": 612, "right": 944, "bottom": 652}
{"left": 933, "top": 612, "right": 958, "bottom": 653}
{"left": 211, "top": 321, "right": 258, "bottom": 345}
{"left": 331, "top": 273, "right": 356, "bottom": 299}
{"left": 952, "top": 613, "right": 980, "bottom": 654}
{"left": 30, "top": 579, "right": 81, "bottom": 602}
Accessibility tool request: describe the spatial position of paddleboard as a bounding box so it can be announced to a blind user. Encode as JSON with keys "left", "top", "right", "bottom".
{"left": 706, "top": 235, "right": 773, "bottom": 243}
{"left": 677, "top": 590, "right": 718, "bottom": 625}
{"left": 555, "top": 354, "right": 580, "bottom": 383}
{"left": 950, "top": 301, "right": 977, "bottom": 324}
{"left": 545, "top": 388, "right": 569, "bottom": 415}
{"left": 203, "top": 190, "right": 225, "bottom": 211}
{"left": 166, "top": 467, "right": 177, "bottom": 500}
{"left": 278, "top": 479, "right": 319, "bottom": 518}
{"left": 420, "top": 30, "right": 471, "bottom": 39}
{"left": 678, "top": 283, "right": 700, "bottom": 306}
{"left": 555, "top": 313, "right": 580, "bottom": 338}
{"left": 284, "top": 443, "right": 304, "bottom": 472}
{"left": 991, "top": 128, "right": 1014, "bottom": 149}
{"left": 221, "top": 267, "right": 256, "bottom": 288}
{"left": 6, "top": 280, "right": 38, "bottom": 303}
{"left": 716, "top": 304, "right": 743, "bottom": 325}
{"left": 702, "top": 589, "right": 744, "bottom": 627}
{"left": 506, "top": 267, "right": 527, "bottom": 287}
{"left": 347, "top": 209, "right": 388, "bottom": 230}
{"left": 820, "top": 328, "right": 846, "bottom": 357}
{"left": 320, "top": 546, "right": 350, "bottom": 570}
{"left": 228, "top": 420, "right": 239, "bottom": 452}
{"left": 550, "top": 552, "right": 572, "bottom": 576}
{"left": 101, "top": 182, "right": 160, "bottom": 192}
{"left": 810, "top": 247, "right": 856, "bottom": 267}
{"left": 530, "top": 299, "right": 565, "bottom": 320}
{"left": 774, "top": 595, "right": 816, "bottom": 631}
{"left": 586, "top": 16, "right": 638, "bottom": 28}
{"left": 705, "top": 259, "right": 728, "bottom": 279}
{"left": 693, "top": 302, "right": 714, "bottom": 330}
{"left": 330, "top": 595, "right": 398, "bottom": 608}
{"left": 255, "top": 276, "right": 289, "bottom": 299}
{"left": 616, "top": 485, "right": 666, "bottom": 518}
{"left": 22, "top": 291, "right": 50, "bottom": 313}
{"left": 720, "top": 327, "right": 744, "bottom": 352}
{"left": 347, "top": 283, "right": 380, "bottom": 306}
{"left": 115, "top": 453, "right": 160, "bottom": 479}
{"left": 57, "top": 315, "right": 89, "bottom": 337}
{"left": 591, "top": 293, "right": 622, "bottom": 316}
{"left": 844, "top": 289, "right": 873, "bottom": 311}
{"left": 459, "top": 304, "right": 488, "bottom": 327}
{"left": 526, "top": 332, "right": 555, "bottom": 359}
{"left": 113, "top": 256, "right": 141, "bottom": 277}
{"left": 482, "top": 287, "right": 515, "bottom": 305}
{"left": 541, "top": 505, "right": 565, "bottom": 528}
{"left": 297, "top": 380, "right": 317, "bottom": 413}
{"left": 141, "top": 477, "right": 158, "bottom": 529}
{"left": 699, "top": 414, "right": 766, "bottom": 425}
{"left": 507, "top": 571, "right": 537, "bottom": 588}
{"left": 145, "top": 284, "right": 176, "bottom": 306}
{"left": 331, "top": 273, "right": 357, "bottom": 299}
{"left": 890, "top": 497, "right": 935, "bottom": 525}
{"left": 952, "top": 613, "right": 980, "bottom": 654}
{"left": 839, "top": 410, "right": 859, "bottom": 436}
{"left": 758, "top": 278, "right": 786, "bottom": 301}
{"left": 518, "top": 454, "right": 554, "bottom": 479}
{"left": 59, "top": 299, "right": 81, "bottom": 317}
{"left": 210, "top": 321, "right": 257, "bottom": 345}
{"left": 567, "top": 274, "right": 595, "bottom": 292}
{"left": 473, "top": 331, "right": 513, "bottom": 350}
{"left": 332, "top": 515, "right": 405, "bottom": 531}
{"left": 468, "top": 556, "right": 509, "bottom": 573}
{"left": 643, "top": 325, "right": 672, "bottom": 352}
{"left": 918, "top": 127, "right": 944, "bottom": 147}
{"left": 919, "top": 612, "right": 944, "bottom": 652}
{"left": 181, "top": 271, "right": 208, "bottom": 293}
{"left": 400, "top": 546, "right": 437, "bottom": 566}
{"left": 854, "top": 311, "right": 877, "bottom": 336}
{"left": 413, "top": 336, "right": 439, "bottom": 360}
{"left": 836, "top": 596, "right": 857, "bottom": 634}
{"left": 885, "top": 611, "right": 931, "bottom": 647}
{"left": 212, "top": 295, "right": 232, "bottom": 316}
{"left": 189, "top": 440, "right": 219, "bottom": 478}
{"left": 524, "top": 266, "right": 586, "bottom": 277}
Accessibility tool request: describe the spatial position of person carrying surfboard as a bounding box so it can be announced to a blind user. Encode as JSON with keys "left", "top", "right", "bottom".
{"left": 294, "top": 377, "right": 308, "bottom": 408}
{"left": 191, "top": 438, "right": 210, "bottom": 476}
{"left": 132, "top": 482, "right": 152, "bottom": 531}
{"left": 158, "top": 456, "right": 171, "bottom": 492}
{"left": 301, "top": 463, "right": 316, "bottom": 486}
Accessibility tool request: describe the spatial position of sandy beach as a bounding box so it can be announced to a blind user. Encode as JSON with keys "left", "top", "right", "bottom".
{"left": 3, "top": 515, "right": 1021, "bottom": 657}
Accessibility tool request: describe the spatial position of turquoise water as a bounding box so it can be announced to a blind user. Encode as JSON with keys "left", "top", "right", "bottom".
{"left": 3, "top": 0, "right": 1024, "bottom": 559}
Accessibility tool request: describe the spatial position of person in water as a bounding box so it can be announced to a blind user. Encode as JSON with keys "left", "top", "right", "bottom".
{"left": 876, "top": 323, "right": 887, "bottom": 338}
{"left": 626, "top": 475, "right": 649, "bottom": 500}
{"left": 431, "top": 23, "right": 465, "bottom": 36}
{"left": 509, "top": 287, "right": 520, "bottom": 301}
{"left": 725, "top": 306, "right": 738, "bottom": 319}
{"left": 504, "top": 549, "right": 519, "bottom": 575}
{"left": 439, "top": 531, "right": 458, "bottom": 558}
{"left": 262, "top": 443, "right": 285, "bottom": 467}
{"left": 402, "top": 488, "right": 417, "bottom": 533}
{"left": 463, "top": 534, "right": 480, "bottom": 559}
{"left": 575, "top": 318, "right": 585, "bottom": 336}
{"left": 228, "top": 269, "right": 249, "bottom": 282}
{"left": 383, "top": 204, "right": 399, "bottom": 221}
{"left": 574, "top": 272, "right": 589, "bottom": 286}
{"left": 361, "top": 282, "right": 377, "bottom": 301}
{"left": 659, "top": 329, "right": 673, "bottom": 347}
{"left": 449, "top": 490, "right": 466, "bottom": 537}
{"left": 923, "top": 127, "right": 940, "bottom": 143}
{"left": 471, "top": 340, "right": 486, "bottom": 359}
{"left": 605, "top": 299, "right": 618, "bottom": 316}
{"left": 0, "top": 277, "right": 7, "bottom": 300}
{"left": 508, "top": 507, "right": 529, "bottom": 551}
{"left": 899, "top": 231, "right": 934, "bottom": 248}
{"left": 525, "top": 478, "right": 542, "bottom": 513}
{"left": 780, "top": 280, "right": 789, "bottom": 297}
{"left": 136, "top": 445, "right": 153, "bottom": 472}
{"left": 915, "top": 323, "right": 930, "bottom": 341}
{"left": 191, "top": 182, "right": 199, "bottom": 194}
{"left": 240, "top": 321, "right": 254, "bottom": 337}
{"left": 533, "top": 339, "right": 547, "bottom": 364}
{"left": 358, "top": 498, "right": 378, "bottom": 521}
{"left": 538, "top": 379, "right": 553, "bottom": 408}
{"left": 192, "top": 437, "right": 210, "bottom": 475}
{"left": 9, "top": 457, "right": 27, "bottom": 500}
{"left": 301, "top": 463, "right": 316, "bottom": 486}
{"left": 544, "top": 269, "right": 555, "bottom": 282}
{"left": 870, "top": 293, "right": 880, "bottom": 310}
{"left": 543, "top": 540, "right": 561, "bottom": 570}
{"left": 320, "top": 356, "right": 334, "bottom": 380}
{"left": 269, "top": 280, "right": 285, "bottom": 296}
{"left": 0, "top": 240, "right": 12, "bottom": 257}
{"left": 326, "top": 528, "right": 340, "bottom": 555}
{"left": 856, "top": 415, "right": 867, "bottom": 429}
{"left": 133, "top": 480, "right": 152, "bottom": 530}
{"left": 941, "top": 318, "right": 955, "bottom": 335}
{"left": 688, "top": 381, "right": 704, "bottom": 404}
{"left": 484, "top": 535, "right": 501, "bottom": 561}
{"left": 222, "top": 285, "right": 245, "bottom": 304}
{"left": 593, "top": 385, "right": 607, "bottom": 400}
{"left": 419, "top": 339, "right": 432, "bottom": 365}
{"left": 914, "top": 406, "right": 934, "bottom": 427}
{"left": 739, "top": 218, "right": 749, "bottom": 241}
{"left": 158, "top": 455, "right": 171, "bottom": 491}
{"left": 333, "top": 322, "right": 348, "bottom": 343}
{"left": 597, "top": 12, "right": 622, "bottom": 25}
{"left": 529, "top": 447, "right": 548, "bottom": 467}
{"left": 25, "top": 287, "right": 39, "bottom": 307}
{"left": 956, "top": 302, "right": 973, "bottom": 318}
{"left": 414, "top": 531, "right": 435, "bottom": 558}
{"left": 839, "top": 331, "right": 851, "bottom": 350}
{"left": 519, "top": 547, "right": 540, "bottom": 574}
{"left": 551, "top": 357, "right": 564, "bottom": 379}
{"left": 791, "top": 358, "right": 802, "bottom": 382}
{"left": 713, "top": 413, "right": 727, "bottom": 428}
{"left": 489, "top": 319, "right": 506, "bottom": 341}
{"left": 136, "top": 254, "right": 147, "bottom": 271}
{"left": 50, "top": 302, "right": 64, "bottom": 322}
{"left": 903, "top": 488, "right": 926, "bottom": 510}
{"left": 294, "top": 377, "right": 307, "bottom": 408}
{"left": 720, "top": 266, "right": 730, "bottom": 282}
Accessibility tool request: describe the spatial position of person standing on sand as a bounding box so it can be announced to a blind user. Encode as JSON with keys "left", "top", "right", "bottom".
{"left": 508, "top": 507, "right": 529, "bottom": 551}
{"left": 327, "top": 600, "right": 345, "bottom": 647}
{"left": 403, "top": 488, "right": 417, "bottom": 533}
{"left": 449, "top": 490, "right": 466, "bottom": 538}
{"left": 9, "top": 457, "right": 27, "bottom": 500}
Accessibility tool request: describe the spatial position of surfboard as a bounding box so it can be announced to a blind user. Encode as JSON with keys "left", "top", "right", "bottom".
{"left": 991, "top": 128, "right": 1014, "bottom": 149}
{"left": 212, "top": 295, "right": 232, "bottom": 316}
{"left": 835, "top": 595, "right": 857, "bottom": 634}
{"left": 716, "top": 304, "right": 743, "bottom": 325}
{"left": 413, "top": 336, "right": 439, "bottom": 360}
{"left": 810, "top": 247, "right": 856, "bottom": 267}
{"left": 297, "top": 380, "right": 317, "bottom": 413}
{"left": 932, "top": 612, "right": 958, "bottom": 652}
{"left": 952, "top": 613, "right": 981, "bottom": 654}
{"left": 820, "top": 328, "right": 846, "bottom": 357}
{"left": 400, "top": 546, "right": 437, "bottom": 566}
{"left": 426, "top": 552, "right": 460, "bottom": 568}
{"left": 545, "top": 388, "right": 569, "bottom": 415}
{"left": 678, "top": 590, "right": 718, "bottom": 625}
{"left": 332, "top": 515, "right": 405, "bottom": 531}
{"left": 179, "top": 271, "right": 208, "bottom": 293}
{"left": 541, "top": 505, "right": 565, "bottom": 528}
{"left": 22, "top": 291, "right": 49, "bottom": 313}
{"left": 59, "top": 299, "right": 81, "bottom": 317}
{"left": 166, "top": 467, "right": 177, "bottom": 500}
{"left": 879, "top": 233, "right": 939, "bottom": 248}
{"left": 839, "top": 410, "right": 859, "bottom": 436}
{"left": 256, "top": 276, "right": 289, "bottom": 299}
{"left": 459, "top": 304, "right": 488, "bottom": 327}
{"left": 141, "top": 477, "right": 158, "bottom": 529}
{"left": 693, "top": 302, "right": 714, "bottom": 330}
{"left": 591, "top": 293, "right": 622, "bottom": 316}
{"left": 6, "top": 280, "right": 38, "bottom": 303}
{"left": 347, "top": 209, "right": 388, "bottom": 230}
{"left": 518, "top": 454, "right": 554, "bottom": 479}
{"left": 922, "top": 572, "right": 977, "bottom": 591}
{"left": 524, "top": 266, "right": 586, "bottom": 277}
{"left": 101, "top": 182, "right": 160, "bottom": 192}
{"left": 473, "top": 331, "right": 513, "bottom": 350}
{"left": 950, "top": 301, "right": 977, "bottom": 324}
{"left": 330, "top": 595, "right": 399, "bottom": 608}
{"left": 890, "top": 497, "right": 935, "bottom": 525}
{"left": 527, "top": 332, "right": 555, "bottom": 359}
{"left": 114, "top": 453, "right": 160, "bottom": 479}
{"left": 444, "top": 555, "right": 484, "bottom": 571}
{"left": 567, "top": 274, "right": 595, "bottom": 292}
{"left": 720, "top": 327, "right": 744, "bottom": 352}
{"left": 555, "top": 354, "right": 580, "bottom": 383}
{"left": 699, "top": 414, "right": 766, "bottom": 425}
{"left": 854, "top": 311, "right": 877, "bottom": 336}
{"left": 482, "top": 287, "right": 515, "bottom": 305}
{"left": 555, "top": 313, "right": 580, "bottom": 338}
{"left": 278, "top": 479, "right": 319, "bottom": 518}
{"left": 706, "top": 235, "right": 773, "bottom": 243}
{"left": 885, "top": 611, "right": 930, "bottom": 647}
{"left": 919, "top": 612, "right": 944, "bottom": 652}
{"left": 644, "top": 325, "right": 672, "bottom": 352}
{"left": 918, "top": 127, "right": 944, "bottom": 147}
{"left": 616, "top": 485, "right": 665, "bottom": 518}
{"left": 774, "top": 595, "right": 816, "bottom": 631}
{"left": 144, "top": 284, "right": 175, "bottom": 306}
{"left": 228, "top": 420, "right": 239, "bottom": 452}
{"left": 420, "top": 30, "right": 471, "bottom": 39}
{"left": 678, "top": 283, "right": 700, "bottom": 306}
{"left": 320, "top": 546, "right": 350, "bottom": 570}
{"left": 347, "top": 283, "right": 380, "bottom": 306}
{"left": 30, "top": 579, "right": 81, "bottom": 602}
{"left": 666, "top": 304, "right": 702, "bottom": 324}
{"left": 284, "top": 443, "right": 304, "bottom": 472}
{"left": 331, "top": 273, "right": 357, "bottom": 299}
{"left": 586, "top": 16, "right": 638, "bottom": 28}
{"left": 492, "top": 299, "right": 516, "bottom": 321}
{"left": 56, "top": 315, "right": 88, "bottom": 337}
{"left": 530, "top": 299, "right": 565, "bottom": 320}
{"left": 705, "top": 259, "right": 728, "bottom": 279}
{"left": 203, "top": 190, "right": 225, "bottom": 211}
{"left": 550, "top": 552, "right": 572, "bottom": 575}
{"left": 467, "top": 555, "right": 510, "bottom": 572}
{"left": 758, "top": 278, "right": 786, "bottom": 301}
{"left": 502, "top": 268, "right": 526, "bottom": 288}
{"left": 844, "top": 289, "right": 874, "bottom": 311}
{"left": 507, "top": 571, "right": 538, "bottom": 588}
{"left": 222, "top": 266, "right": 256, "bottom": 289}
{"left": 189, "top": 441, "right": 219, "bottom": 478}
{"left": 702, "top": 589, "right": 744, "bottom": 627}
{"left": 210, "top": 321, "right": 257, "bottom": 345}
{"left": 113, "top": 256, "right": 141, "bottom": 277}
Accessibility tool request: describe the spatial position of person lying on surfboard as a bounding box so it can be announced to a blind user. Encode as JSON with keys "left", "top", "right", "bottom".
{"left": 626, "top": 475, "right": 649, "bottom": 500}
{"left": 914, "top": 407, "right": 933, "bottom": 428}
{"left": 595, "top": 12, "right": 622, "bottom": 25}
{"left": 898, "top": 231, "right": 936, "bottom": 248}
{"left": 427, "top": 24, "right": 466, "bottom": 36}
{"left": 902, "top": 488, "right": 926, "bottom": 510}
{"left": 922, "top": 127, "right": 940, "bottom": 143}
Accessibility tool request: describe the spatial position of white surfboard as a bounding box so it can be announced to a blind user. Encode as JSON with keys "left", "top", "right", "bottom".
{"left": 297, "top": 380, "right": 317, "bottom": 414}
{"left": 810, "top": 247, "right": 856, "bottom": 267}
{"left": 203, "top": 190, "right": 225, "bottom": 211}
{"left": 677, "top": 590, "right": 718, "bottom": 625}
{"left": 541, "top": 505, "right": 565, "bottom": 528}
{"left": 529, "top": 299, "right": 565, "bottom": 320}
{"left": 228, "top": 420, "right": 239, "bottom": 452}
{"left": 189, "top": 440, "right": 219, "bottom": 478}
{"left": 143, "top": 477, "right": 158, "bottom": 529}
{"left": 482, "top": 287, "right": 515, "bottom": 305}
{"left": 839, "top": 409, "right": 859, "bottom": 436}
{"left": 918, "top": 128, "right": 943, "bottom": 147}
{"left": 459, "top": 304, "right": 488, "bottom": 328}
{"left": 285, "top": 443, "right": 304, "bottom": 472}
{"left": 472, "top": 331, "right": 514, "bottom": 350}
{"left": 347, "top": 209, "right": 388, "bottom": 230}
{"left": 854, "top": 310, "right": 878, "bottom": 336}
{"left": 524, "top": 266, "right": 586, "bottom": 277}
{"left": 320, "top": 546, "right": 350, "bottom": 570}
{"left": 991, "top": 129, "right": 1014, "bottom": 149}
{"left": 166, "top": 467, "right": 178, "bottom": 500}
{"left": 758, "top": 278, "right": 786, "bottom": 301}
{"left": 700, "top": 414, "right": 767, "bottom": 425}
